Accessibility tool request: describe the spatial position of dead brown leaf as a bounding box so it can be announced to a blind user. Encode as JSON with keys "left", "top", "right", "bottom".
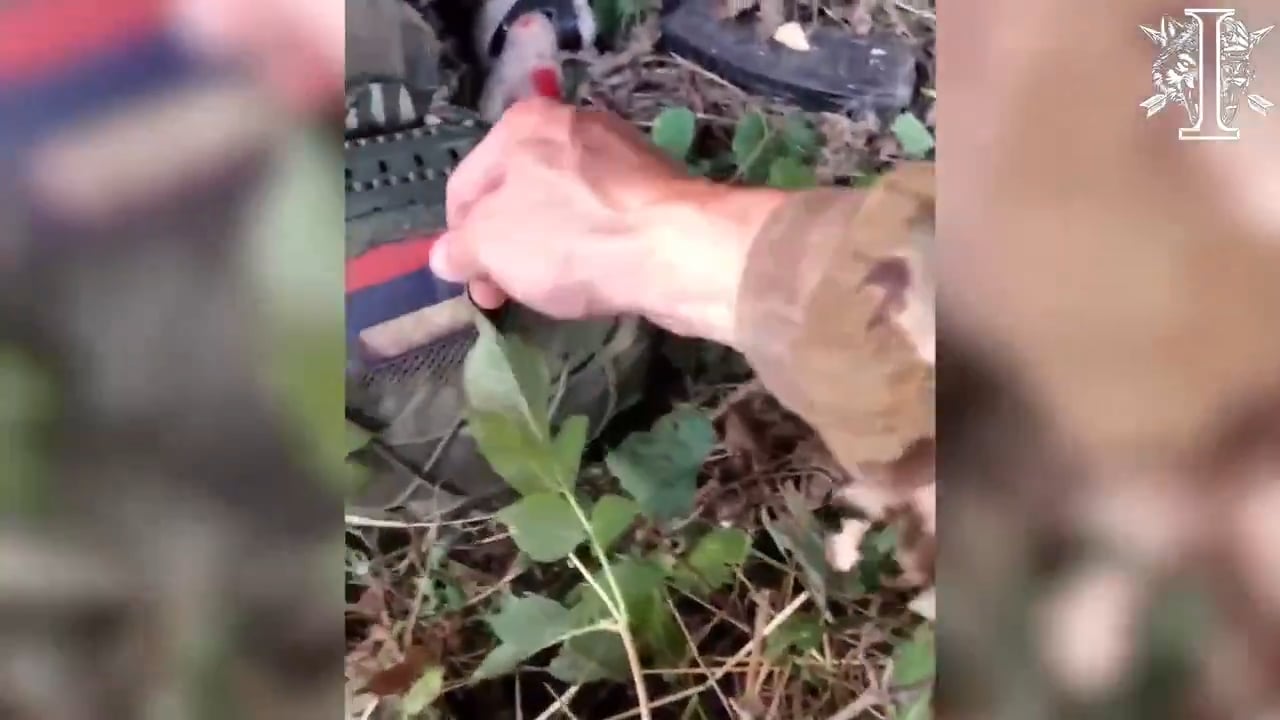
{"left": 360, "top": 644, "right": 432, "bottom": 698}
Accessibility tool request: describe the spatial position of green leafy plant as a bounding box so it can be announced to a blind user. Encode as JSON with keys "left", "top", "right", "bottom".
{"left": 767, "top": 155, "right": 818, "bottom": 189}
{"left": 460, "top": 317, "right": 751, "bottom": 706}
{"left": 650, "top": 106, "right": 697, "bottom": 162}
{"left": 891, "top": 624, "right": 936, "bottom": 719}
{"left": 592, "top": 0, "right": 654, "bottom": 45}
{"left": 671, "top": 527, "right": 751, "bottom": 594}
{"left": 732, "top": 111, "right": 821, "bottom": 188}
{"left": 606, "top": 406, "right": 712, "bottom": 523}
{"left": 446, "top": 101, "right": 935, "bottom": 716}
{"left": 889, "top": 111, "right": 935, "bottom": 159}
{"left": 650, "top": 105, "right": 823, "bottom": 188}
{"left": 764, "top": 612, "right": 824, "bottom": 661}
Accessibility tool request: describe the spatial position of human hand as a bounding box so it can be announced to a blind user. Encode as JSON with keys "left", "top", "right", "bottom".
{"left": 430, "top": 98, "right": 787, "bottom": 346}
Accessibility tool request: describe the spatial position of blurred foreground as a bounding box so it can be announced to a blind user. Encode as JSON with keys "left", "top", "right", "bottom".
{"left": 938, "top": 0, "right": 1280, "bottom": 717}
{"left": 0, "top": 2, "right": 344, "bottom": 716}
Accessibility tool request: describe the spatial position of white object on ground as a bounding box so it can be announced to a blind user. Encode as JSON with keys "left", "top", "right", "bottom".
{"left": 772, "top": 21, "right": 811, "bottom": 52}
{"left": 825, "top": 518, "right": 870, "bottom": 572}
{"left": 908, "top": 587, "right": 935, "bottom": 621}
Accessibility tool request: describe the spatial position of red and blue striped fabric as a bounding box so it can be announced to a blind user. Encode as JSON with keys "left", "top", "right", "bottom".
{"left": 0, "top": 0, "right": 254, "bottom": 250}
{"left": 346, "top": 233, "right": 468, "bottom": 368}
{"left": 0, "top": 0, "right": 203, "bottom": 162}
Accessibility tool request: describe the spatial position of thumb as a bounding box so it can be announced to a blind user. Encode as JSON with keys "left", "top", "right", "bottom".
{"left": 433, "top": 230, "right": 509, "bottom": 310}
{"left": 429, "top": 229, "right": 481, "bottom": 283}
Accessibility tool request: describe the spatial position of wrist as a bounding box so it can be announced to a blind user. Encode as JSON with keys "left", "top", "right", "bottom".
{"left": 629, "top": 178, "right": 787, "bottom": 346}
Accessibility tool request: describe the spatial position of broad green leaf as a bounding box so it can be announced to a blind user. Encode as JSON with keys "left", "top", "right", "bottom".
{"left": 497, "top": 493, "right": 587, "bottom": 562}
{"left": 473, "top": 593, "right": 576, "bottom": 680}
{"left": 892, "top": 625, "right": 936, "bottom": 687}
{"left": 632, "top": 588, "right": 686, "bottom": 666}
{"left": 553, "top": 558, "right": 680, "bottom": 680}
{"left": 890, "top": 112, "right": 935, "bottom": 158}
{"left": 489, "top": 593, "right": 576, "bottom": 645}
{"left": 781, "top": 115, "right": 821, "bottom": 159}
{"left": 651, "top": 107, "right": 697, "bottom": 161}
{"left": 472, "top": 641, "right": 530, "bottom": 681}
{"left": 732, "top": 112, "right": 768, "bottom": 168}
{"left": 463, "top": 317, "right": 552, "bottom": 437}
{"left": 467, "top": 410, "right": 557, "bottom": 495}
{"left": 549, "top": 629, "right": 630, "bottom": 683}
{"left": 563, "top": 579, "right": 610, "bottom": 624}
{"left": 564, "top": 556, "right": 666, "bottom": 627}
{"left": 858, "top": 526, "right": 900, "bottom": 592}
{"left": 673, "top": 527, "right": 751, "bottom": 593}
{"left": 594, "top": 0, "right": 645, "bottom": 42}
{"left": 606, "top": 406, "right": 713, "bottom": 523}
{"left": 402, "top": 666, "right": 445, "bottom": 715}
{"left": 592, "top": 0, "right": 622, "bottom": 40}
{"left": 596, "top": 556, "right": 669, "bottom": 610}
{"left": 589, "top": 494, "right": 641, "bottom": 551}
{"left": 766, "top": 155, "right": 818, "bottom": 189}
{"left": 552, "top": 415, "right": 590, "bottom": 487}
{"left": 732, "top": 112, "right": 779, "bottom": 183}
{"left": 765, "top": 612, "right": 824, "bottom": 661}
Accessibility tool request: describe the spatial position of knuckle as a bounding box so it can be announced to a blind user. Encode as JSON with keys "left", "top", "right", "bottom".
{"left": 501, "top": 98, "right": 541, "bottom": 124}
{"left": 502, "top": 96, "right": 567, "bottom": 129}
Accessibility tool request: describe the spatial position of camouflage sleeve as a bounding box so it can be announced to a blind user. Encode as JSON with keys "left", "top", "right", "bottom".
{"left": 732, "top": 163, "right": 936, "bottom": 475}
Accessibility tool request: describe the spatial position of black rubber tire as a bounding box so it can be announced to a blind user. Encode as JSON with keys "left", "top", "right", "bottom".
{"left": 659, "top": 0, "right": 916, "bottom": 115}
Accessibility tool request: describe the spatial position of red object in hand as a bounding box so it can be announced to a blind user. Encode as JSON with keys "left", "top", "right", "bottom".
{"left": 530, "top": 66, "right": 561, "bottom": 99}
